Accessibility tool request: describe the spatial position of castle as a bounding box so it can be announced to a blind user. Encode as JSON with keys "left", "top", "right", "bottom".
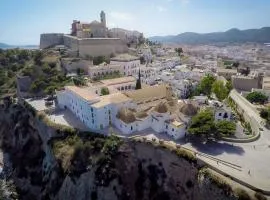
{"left": 40, "top": 11, "right": 143, "bottom": 57}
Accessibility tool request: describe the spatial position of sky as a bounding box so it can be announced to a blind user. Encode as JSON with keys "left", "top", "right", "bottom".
{"left": 0, "top": 0, "right": 269, "bottom": 45}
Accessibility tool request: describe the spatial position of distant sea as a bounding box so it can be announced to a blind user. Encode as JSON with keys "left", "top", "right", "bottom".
{"left": 1, "top": 45, "right": 39, "bottom": 50}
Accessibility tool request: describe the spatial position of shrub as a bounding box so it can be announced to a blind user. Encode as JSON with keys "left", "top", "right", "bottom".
{"left": 175, "top": 148, "right": 196, "bottom": 163}
{"left": 254, "top": 192, "right": 267, "bottom": 200}
{"left": 200, "top": 168, "right": 232, "bottom": 195}
{"left": 246, "top": 91, "right": 268, "bottom": 105}
{"left": 101, "top": 87, "right": 110, "bottom": 96}
{"left": 234, "top": 188, "right": 251, "bottom": 200}
{"left": 260, "top": 109, "right": 269, "bottom": 119}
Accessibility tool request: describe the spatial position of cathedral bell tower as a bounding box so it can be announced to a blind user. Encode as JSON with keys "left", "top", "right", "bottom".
{"left": 100, "top": 11, "right": 106, "bottom": 27}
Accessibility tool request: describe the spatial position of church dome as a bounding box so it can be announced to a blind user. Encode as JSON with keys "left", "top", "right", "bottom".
{"left": 179, "top": 103, "right": 198, "bottom": 116}
{"left": 155, "top": 102, "right": 168, "bottom": 113}
{"left": 135, "top": 111, "right": 148, "bottom": 119}
{"left": 116, "top": 108, "right": 136, "bottom": 124}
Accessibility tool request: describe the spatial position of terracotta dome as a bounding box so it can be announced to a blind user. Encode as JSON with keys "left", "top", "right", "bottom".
{"left": 179, "top": 103, "right": 198, "bottom": 116}
{"left": 116, "top": 108, "right": 136, "bottom": 123}
{"left": 135, "top": 111, "right": 148, "bottom": 119}
{"left": 155, "top": 102, "right": 168, "bottom": 113}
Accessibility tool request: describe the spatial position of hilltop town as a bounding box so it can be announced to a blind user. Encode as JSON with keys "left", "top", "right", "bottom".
{"left": 1, "top": 10, "right": 270, "bottom": 200}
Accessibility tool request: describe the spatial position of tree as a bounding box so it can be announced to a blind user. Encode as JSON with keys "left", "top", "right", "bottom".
{"left": 232, "top": 62, "right": 240, "bottom": 68}
{"left": 246, "top": 91, "right": 268, "bottom": 104}
{"left": 188, "top": 109, "right": 215, "bottom": 138}
{"left": 101, "top": 87, "right": 110, "bottom": 96}
{"left": 211, "top": 80, "right": 229, "bottom": 101}
{"left": 196, "top": 74, "right": 216, "bottom": 96}
{"left": 135, "top": 69, "right": 142, "bottom": 90}
{"left": 76, "top": 68, "right": 84, "bottom": 76}
{"left": 140, "top": 56, "right": 146, "bottom": 64}
{"left": 225, "top": 80, "right": 233, "bottom": 91}
{"left": 260, "top": 109, "right": 269, "bottom": 119}
{"left": 175, "top": 47, "right": 183, "bottom": 56}
{"left": 33, "top": 51, "right": 43, "bottom": 65}
{"left": 215, "top": 120, "right": 236, "bottom": 136}
{"left": 93, "top": 56, "right": 109, "bottom": 65}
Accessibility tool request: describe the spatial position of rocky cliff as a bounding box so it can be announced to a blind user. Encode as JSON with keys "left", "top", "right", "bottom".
{"left": 0, "top": 103, "right": 237, "bottom": 200}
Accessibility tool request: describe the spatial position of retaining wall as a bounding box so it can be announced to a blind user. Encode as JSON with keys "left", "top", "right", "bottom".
{"left": 40, "top": 33, "right": 64, "bottom": 49}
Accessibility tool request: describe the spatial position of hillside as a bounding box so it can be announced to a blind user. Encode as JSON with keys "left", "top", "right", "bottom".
{"left": 149, "top": 27, "right": 270, "bottom": 44}
{"left": 0, "top": 103, "right": 241, "bottom": 200}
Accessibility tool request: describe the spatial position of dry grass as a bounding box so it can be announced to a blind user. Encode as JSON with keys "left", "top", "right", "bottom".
{"left": 53, "top": 141, "right": 74, "bottom": 171}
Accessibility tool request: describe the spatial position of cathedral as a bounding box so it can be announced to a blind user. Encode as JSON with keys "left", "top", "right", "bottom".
{"left": 71, "top": 11, "right": 108, "bottom": 38}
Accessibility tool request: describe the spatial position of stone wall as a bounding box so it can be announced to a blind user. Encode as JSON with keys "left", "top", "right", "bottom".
{"left": 77, "top": 38, "right": 128, "bottom": 57}
{"left": 40, "top": 34, "right": 128, "bottom": 57}
{"left": 63, "top": 35, "right": 128, "bottom": 57}
{"left": 40, "top": 33, "right": 64, "bottom": 49}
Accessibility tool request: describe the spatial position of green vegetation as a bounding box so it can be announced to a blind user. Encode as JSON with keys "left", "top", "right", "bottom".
{"left": 215, "top": 120, "right": 236, "bottom": 136}
{"left": 135, "top": 72, "right": 142, "bottom": 90}
{"left": 223, "top": 60, "right": 234, "bottom": 66}
{"left": 247, "top": 91, "right": 268, "bottom": 104}
{"left": 101, "top": 87, "right": 110, "bottom": 96}
{"left": 254, "top": 192, "right": 267, "bottom": 200}
{"left": 93, "top": 55, "right": 110, "bottom": 65}
{"left": 76, "top": 68, "right": 85, "bottom": 75}
{"left": 225, "top": 80, "right": 233, "bottom": 91}
{"left": 52, "top": 134, "right": 122, "bottom": 184}
{"left": 246, "top": 91, "right": 268, "bottom": 104}
{"left": 92, "top": 71, "right": 122, "bottom": 81}
{"left": 259, "top": 107, "right": 270, "bottom": 126}
{"left": 175, "top": 47, "right": 183, "bottom": 56}
{"left": 188, "top": 109, "right": 236, "bottom": 139}
{"left": 199, "top": 168, "right": 232, "bottom": 192}
{"left": 0, "top": 48, "right": 33, "bottom": 97}
{"left": 192, "top": 75, "right": 232, "bottom": 100}
{"left": 188, "top": 109, "right": 216, "bottom": 138}
{"left": 174, "top": 148, "right": 196, "bottom": 163}
{"left": 0, "top": 48, "right": 73, "bottom": 97}
{"left": 195, "top": 74, "right": 216, "bottom": 97}
{"left": 37, "top": 111, "right": 76, "bottom": 134}
{"left": 234, "top": 188, "right": 251, "bottom": 200}
{"left": 72, "top": 77, "right": 86, "bottom": 86}
{"left": 211, "top": 80, "right": 229, "bottom": 101}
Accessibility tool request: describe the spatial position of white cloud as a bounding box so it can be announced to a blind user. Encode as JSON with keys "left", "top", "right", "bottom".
{"left": 157, "top": 6, "right": 167, "bottom": 12}
{"left": 109, "top": 12, "right": 134, "bottom": 21}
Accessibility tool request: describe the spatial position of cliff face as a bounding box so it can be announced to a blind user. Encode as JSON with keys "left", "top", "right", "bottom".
{"left": 0, "top": 103, "right": 63, "bottom": 200}
{"left": 0, "top": 104, "right": 236, "bottom": 200}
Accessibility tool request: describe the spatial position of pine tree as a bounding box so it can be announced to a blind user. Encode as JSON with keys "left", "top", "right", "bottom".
{"left": 135, "top": 68, "right": 142, "bottom": 90}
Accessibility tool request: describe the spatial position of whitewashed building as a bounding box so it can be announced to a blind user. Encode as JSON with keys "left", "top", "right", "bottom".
{"left": 56, "top": 84, "right": 187, "bottom": 139}
{"left": 110, "top": 54, "right": 140, "bottom": 76}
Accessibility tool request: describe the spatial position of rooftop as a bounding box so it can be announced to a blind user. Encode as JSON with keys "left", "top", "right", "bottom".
{"left": 171, "top": 120, "right": 184, "bottom": 128}
{"left": 217, "top": 68, "right": 238, "bottom": 73}
{"left": 91, "top": 93, "right": 131, "bottom": 108}
{"left": 101, "top": 76, "right": 136, "bottom": 86}
{"left": 124, "top": 84, "right": 168, "bottom": 103}
{"left": 110, "top": 54, "right": 140, "bottom": 62}
{"left": 65, "top": 86, "right": 99, "bottom": 102}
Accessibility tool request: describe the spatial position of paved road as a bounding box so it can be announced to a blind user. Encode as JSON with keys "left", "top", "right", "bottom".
{"left": 131, "top": 129, "right": 270, "bottom": 192}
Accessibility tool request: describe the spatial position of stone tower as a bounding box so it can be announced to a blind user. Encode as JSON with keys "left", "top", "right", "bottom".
{"left": 100, "top": 11, "right": 106, "bottom": 27}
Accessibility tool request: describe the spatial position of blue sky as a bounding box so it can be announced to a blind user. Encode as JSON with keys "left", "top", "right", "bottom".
{"left": 0, "top": 0, "right": 269, "bottom": 45}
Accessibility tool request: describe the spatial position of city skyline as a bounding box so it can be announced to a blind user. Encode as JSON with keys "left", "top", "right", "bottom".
{"left": 0, "top": 0, "right": 270, "bottom": 45}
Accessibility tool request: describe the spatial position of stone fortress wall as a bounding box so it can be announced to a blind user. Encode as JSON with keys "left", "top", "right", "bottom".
{"left": 40, "top": 33, "right": 64, "bottom": 49}
{"left": 40, "top": 33, "right": 128, "bottom": 57}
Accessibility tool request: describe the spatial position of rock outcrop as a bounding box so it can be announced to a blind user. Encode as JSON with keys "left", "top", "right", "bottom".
{"left": 0, "top": 103, "right": 237, "bottom": 200}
